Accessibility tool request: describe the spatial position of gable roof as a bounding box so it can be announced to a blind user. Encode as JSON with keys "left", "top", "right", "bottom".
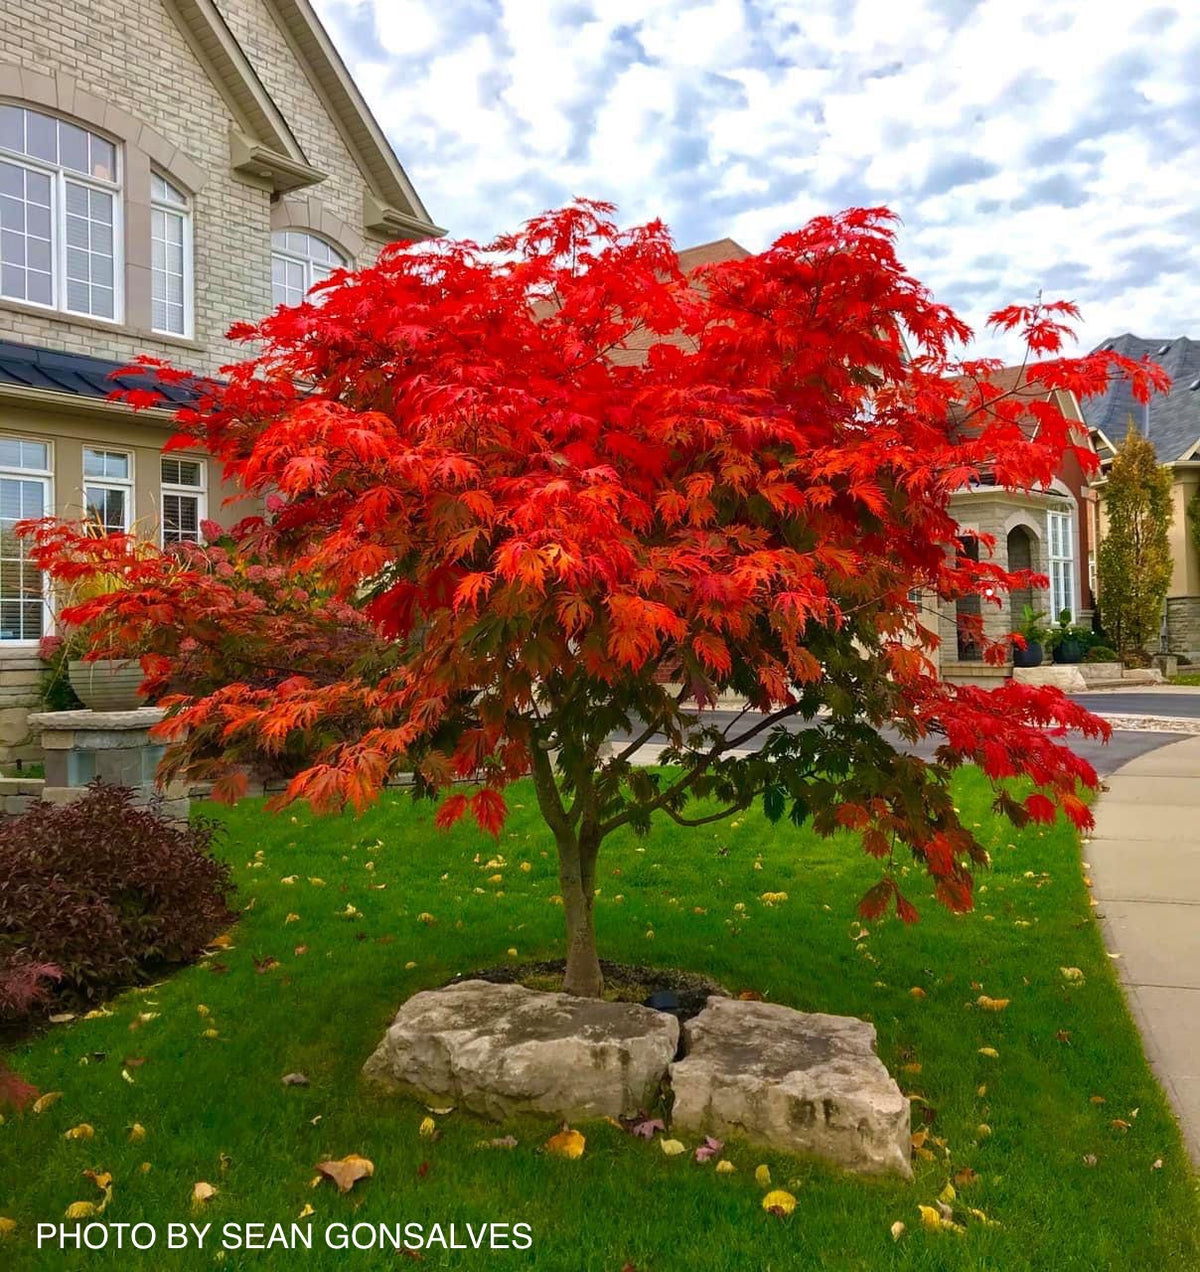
{"left": 950, "top": 364, "right": 1085, "bottom": 442}
{"left": 164, "top": 0, "right": 441, "bottom": 236}
{"left": 606, "top": 237, "right": 751, "bottom": 367}
{"left": 1081, "top": 334, "right": 1200, "bottom": 463}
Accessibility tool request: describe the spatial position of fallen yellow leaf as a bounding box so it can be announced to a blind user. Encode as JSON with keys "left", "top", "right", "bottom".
{"left": 754, "top": 1164, "right": 772, "bottom": 1187}
{"left": 977, "top": 996, "right": 1010, "bottom": 1012}
{"left": 315, "top": 1155, "right": 375, "bottom": 1193}
{"left": 32, "top": 1091, "right": 62, "bottom": 1114}
{"left": 128, "top": 1123, "right": 146, "bottom": 1143}
{"left": 417, "top": 912, "right": 437, "bottom": 925}
{"left": 978, "top": 1047, "right": 1000, "bottom": 1059}
{"left": 64, "top": 1202, "right": 99, "bottom": 1220}
{"left": 715, "top": 1160, "right": 736, "bottom": 1174}
{"left": 418, "top": 1116, "right": 438, "bottom": 1138}
{"left": 659, "top": 1138, "right": 686, "bottom": 1156}
{"left": 208, "top": 933, "right": 234, "bottom": 950}
{"left": 285, "top": 913, "right": 300, "bottom": 924}
{"left": 546, "top": 1128, "right": 586, "bottom": 1159}
{"left": 192, "top": 1182, "right": 218, "bottom": 1206}
{"left": 762, "top": 1190, "right": 796, "bottom": 1215}
{"left": 910, "top": 987, "right": 927, "bottom": 999}
{"left": 308, "top": 878, "right": 326, "bottom": 887}
{"left": 1060, "top": 966, "right": 1085, "bottom": 981}
{"left": 938, "top": 1182, "right": 956, "bottom": 1203}
{"left": 298, "top": 1203, "right": 315, "bottom": 1219}
{"left": 0, "top": 1218, "right": 16, "bottom": 1237}
{"left": 64, "top": 1123, "right": 94, "bottom": 1140}
{"left": 890, "top": 1220, "right": 906, "bottom": 1242}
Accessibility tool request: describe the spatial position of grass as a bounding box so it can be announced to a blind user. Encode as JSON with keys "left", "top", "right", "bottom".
{"left": 1, "top": 769, "right": 1197, "bottom": 1270}
{"left": 1169, "top": 673, "right": 1200, "bottom": 687}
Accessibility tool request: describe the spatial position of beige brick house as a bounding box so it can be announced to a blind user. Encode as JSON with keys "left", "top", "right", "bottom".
{"left": 0, "top": 0, "right": 442, "bottom": 760}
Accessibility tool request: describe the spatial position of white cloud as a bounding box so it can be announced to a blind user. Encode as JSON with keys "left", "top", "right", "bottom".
{"left": 315, "top": 0, "right": 1200, "bottom": 357}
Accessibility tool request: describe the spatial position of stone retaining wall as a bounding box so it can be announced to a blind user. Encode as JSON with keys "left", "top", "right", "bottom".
{"left": 0, "top": 652, "right": 45, "bottom": 764}
{"left": 1166, "top": 596, "right": 1200, "bottom": 660}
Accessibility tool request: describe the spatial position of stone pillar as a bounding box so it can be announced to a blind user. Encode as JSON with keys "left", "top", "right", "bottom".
{"left": 25, "top": 708, "right": 189, "bottom": 822}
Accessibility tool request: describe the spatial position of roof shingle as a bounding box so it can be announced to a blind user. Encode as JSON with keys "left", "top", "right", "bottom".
{"left": 1081, "top": 333, "right": 1200, "bottom": 462}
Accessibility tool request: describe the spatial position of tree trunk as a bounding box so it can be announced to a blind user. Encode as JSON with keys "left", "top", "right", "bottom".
{"left": 558, "top": 827, "right": 603, "bottom": 997}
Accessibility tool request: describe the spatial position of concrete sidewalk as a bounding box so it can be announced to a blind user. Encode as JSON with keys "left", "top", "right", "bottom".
{"left": 1088, "top": 734, "right": 1200, "bottom": 1163}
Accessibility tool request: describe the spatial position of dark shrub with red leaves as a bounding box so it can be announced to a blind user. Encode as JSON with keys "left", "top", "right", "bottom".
{"left": 0, "top": 784, "right": 234, "bottom": 1018}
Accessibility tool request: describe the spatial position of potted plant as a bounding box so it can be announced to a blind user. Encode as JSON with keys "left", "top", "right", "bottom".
{"left": 1014, "top": 604, "right": 1050, "bottom": 668}
{"left": 1048, "top": 609, "right": 1089, "bottom": 664}
{"left": 52, "top": 525, "right": 152, "bottom": 713}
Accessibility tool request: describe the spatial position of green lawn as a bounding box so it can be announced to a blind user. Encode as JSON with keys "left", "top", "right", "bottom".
{"left": 1170, "top": 673, "right": 1200, "bottom": 687}
{"left": 1, "top": 770, "right": 1196, "bottom": 1270}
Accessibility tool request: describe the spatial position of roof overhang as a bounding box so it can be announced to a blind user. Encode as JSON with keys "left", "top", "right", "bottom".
{"left": 164, "top": 0, "right": 323, "bottom": 194}
{"left": 0, "top": 381, "right": 173, "bottom": 422}
{"left": 262, "top": 0, "right": 444, "bottom": 239}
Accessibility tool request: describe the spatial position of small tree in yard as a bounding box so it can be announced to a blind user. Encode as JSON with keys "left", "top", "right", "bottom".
{"left": 24, "top": 204, "right": 1168, "bottom": 996}
{"left": 1097, "top": 422, "right": 1174, "bottom": 663}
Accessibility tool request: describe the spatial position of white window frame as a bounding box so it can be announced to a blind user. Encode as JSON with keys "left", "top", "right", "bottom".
{"left": 0, "top": 435, "right": 53, "bottom": 644}
{"left": 150, "top": 172, "right": 192, "bottom": 337}
{"left": 82, "top": 446, "right": 133, "bottom": 535}
{"left": 159, "top": 455, "right": 207, "bottom": 546}
{"left": 1046, "top": 507, "right": 1075, "bottom": 623}
{"left": 0, "top": 106, "right": 123, "bottom": 323}
{"left": 271, "top": 230, "right": 347, "bottom": 308}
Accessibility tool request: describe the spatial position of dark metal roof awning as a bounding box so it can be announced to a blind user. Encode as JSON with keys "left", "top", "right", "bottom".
{"left": 0, "top": 339, "right": 199, "bottom": 407}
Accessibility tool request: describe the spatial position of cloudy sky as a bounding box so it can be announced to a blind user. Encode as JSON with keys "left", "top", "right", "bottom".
{"left": 314, "top": 0, "right": 1199, "bottom": 360}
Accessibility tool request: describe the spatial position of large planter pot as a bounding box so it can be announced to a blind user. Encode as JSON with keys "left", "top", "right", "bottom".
{"left": 1013, "top": 642, "right": 1043, "bottom": 669}
{"left": 67, "top": 659, "right": 144, "bottom": 712}
{"left": 1052, "top": 639, "right": 1087, "bottom": 665}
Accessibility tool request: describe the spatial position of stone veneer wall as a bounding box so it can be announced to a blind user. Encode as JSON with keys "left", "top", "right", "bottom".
{"left": 1166, "top": 597, "right": 1200, "bottom": 659}
{"left": 0, "top": 651, "right": 45, "bottom": 763}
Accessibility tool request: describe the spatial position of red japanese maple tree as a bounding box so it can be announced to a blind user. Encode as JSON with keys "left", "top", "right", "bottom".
{"left": 24, "top": 203, "right": 1167, "bottom": 996}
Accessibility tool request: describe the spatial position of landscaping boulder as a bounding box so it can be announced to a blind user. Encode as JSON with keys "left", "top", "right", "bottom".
{"left": 362, "top": 979, "right": 679, "bottom": 1120}
{"left": 669, "top": 997, "right": 911, "bottom": 1177}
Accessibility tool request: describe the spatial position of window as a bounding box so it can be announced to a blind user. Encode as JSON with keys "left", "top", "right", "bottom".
{"left": 1047, "top": 508, "right": 1074, "bottom": 621}
{"left": 0, "top": 437, "right": 51, "bottom": 642}
{"left": 271, "top": 230, "right": 346, "bottom": 308}
{"left": 0, "top": 105, "right": 120, "bottom": 320}
{"left": 160, "top": 455, "right": 205, "bottom": 544}
{"left": 83, "top": 447, "right": 132, "bottom": 534}
{"left": 150, "top": 173, "right": 191, "bottom": 336}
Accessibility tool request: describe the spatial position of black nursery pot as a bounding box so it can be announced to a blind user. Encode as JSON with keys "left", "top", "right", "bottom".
{"left": 1013, "top": 641, "right": 1043, "bottom": 669}
{"left": 1053, "top": 638, "right": 1086, "bottom": 665}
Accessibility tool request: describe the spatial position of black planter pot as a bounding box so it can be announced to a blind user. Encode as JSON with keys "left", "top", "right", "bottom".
{"left": 1052, "top": 639, "right": 1086, "bottom": 665}
{"left": 1013, "top": 642, "right": 1043, "bottom": 669}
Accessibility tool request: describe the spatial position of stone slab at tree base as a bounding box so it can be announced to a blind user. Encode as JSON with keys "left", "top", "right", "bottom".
{"left": 1012, "top": 665, "right": 1088, "bottom": 692}
{"left": 362, "top": 979, "right": 680, "bottom": 1121}
{"left": 669, "top": 997, "right": 912, "bottom": 1178}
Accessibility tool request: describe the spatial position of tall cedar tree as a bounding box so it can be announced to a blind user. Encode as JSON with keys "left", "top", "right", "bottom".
{"left": 24, "top": 204, "right": 1168, "bottom": 996}
{"left": 1097, "top": 422, "right": 1174, "bottom": 663}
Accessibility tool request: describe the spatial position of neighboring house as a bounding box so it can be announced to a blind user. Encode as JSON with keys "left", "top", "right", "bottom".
{"left": 1080, "top": 335, "right": 1200, "bottom": 659}
{"left": 0, "top": 0, "right": 442, "bottom": 760}
{"left": 935, "top": 366, "right": 1098, "bottom": 686}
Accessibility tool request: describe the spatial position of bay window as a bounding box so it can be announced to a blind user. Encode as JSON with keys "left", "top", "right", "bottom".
{"left": 0, "top": 437, "right": 51, "bottom": 642}
{"left": 83, "top": 447, "right": 132, "bottom": 534}
{"left": 160, "top": 456, "right": 205, "bottom": 545}
{"left": 0, "top": 105, "right": 120, "bottom": 321}
{"left": 1046, "top": 508, "right": 1075, "bottom": 622}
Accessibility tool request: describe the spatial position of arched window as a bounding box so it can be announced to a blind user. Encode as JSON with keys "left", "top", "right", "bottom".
{"left": 271, "top": 230, "right": 346, "bottom": 308}
{"left": 0, "top": 104, "right": 120, "bottom": 319}
{"left": 150, "top": 173, "right": 192, "bottom": 336}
